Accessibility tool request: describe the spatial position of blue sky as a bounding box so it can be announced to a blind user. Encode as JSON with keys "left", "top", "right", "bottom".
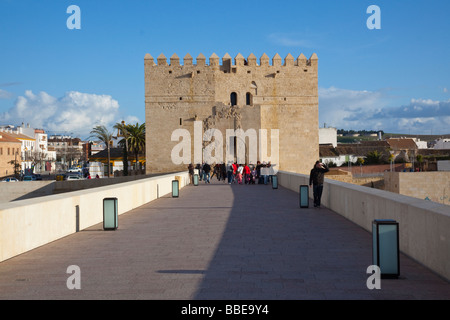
{"left": 0, "top": 0, "right": 449, "bottom": 138}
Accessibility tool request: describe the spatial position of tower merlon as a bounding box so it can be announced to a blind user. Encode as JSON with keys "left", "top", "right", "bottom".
{"left": 284, "top": 53, "right": 294, "bottom": 66}
{"left": 170, "top": 53, "right": 180, "bottom": 66}
{"left": 272, "top": 53, "right": 282, "bottom": 66}
{"left": 209, "top": 53, "right": 220, "bottom": 66}
{"left": 308, "top": 53, "right": 318, "bottom": 67}
{"left": 235, "top": 53, "right": 245, "bottom": 66}
{"left": 197, "top": 53, "right": 206, "bottom": 66}
{"left": 184, "top": 53, "right": 193, "bottom": 66}
{"left": 157, "top": 53, "right": 167, "bottom": 66}
{"left": 247, "top": 53, "right": 257, "bottom": 66}
{"left": 144, "top": 53, "right": 155, "bottom": 66}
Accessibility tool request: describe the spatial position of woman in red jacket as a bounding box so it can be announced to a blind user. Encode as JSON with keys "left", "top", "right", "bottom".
{"left": 243, "top": 164, "right": 251, "bottom": 184}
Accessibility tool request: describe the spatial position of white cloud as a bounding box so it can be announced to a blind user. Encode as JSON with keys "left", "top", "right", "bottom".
{"left": 319, "top": 86, "right": 450, "bottom": 134}
{"left": 0, "top": 89, "right": 13, "bottom": 99}
{"left": 318, "top": 86, "right": 384, "bottom": 129}
{"left": 1, "top": 90, "right": 140, "bottom": 138}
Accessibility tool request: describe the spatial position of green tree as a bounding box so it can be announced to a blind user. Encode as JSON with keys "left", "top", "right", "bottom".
{"left": 366, "top": 150, "right": 382, "bottom": 165}
{"left": 90, "top": 125, "right": 113, "bottom": 177}
{"left": 126, "top": 123, "right": 146, "bottom": 171}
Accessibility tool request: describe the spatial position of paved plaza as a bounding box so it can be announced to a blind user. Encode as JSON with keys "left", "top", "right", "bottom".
{"left": 0, "top": 178, "right": 449, "bottom": 300}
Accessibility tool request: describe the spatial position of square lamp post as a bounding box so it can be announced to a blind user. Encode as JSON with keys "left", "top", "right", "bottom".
{"left": 103, "top": 197, "right": 118, "bottom": 230}
{"left": 271, "top": 175, "right": 278, "bottom": 189}
{"left": 193, "top": 174, "right": 199, "bottom": 186}
{"left": 299, "top": 185, "right": 309, "bottom": 208}
{"left": 372, "top": 219, "right": 400, "bottom": 279}
{"left": 172, "top": 179, "right": 179, "bottom": 198}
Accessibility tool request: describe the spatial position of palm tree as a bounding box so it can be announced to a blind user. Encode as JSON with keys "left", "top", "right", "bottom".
{"left": 114, "top": 121, "right": 130, "bottom": 176}
{"left": 90, "top": 125, "right": 113, "bottom": 177}
{"left": 126, "top": 123, "right": 145, "bottom": 171}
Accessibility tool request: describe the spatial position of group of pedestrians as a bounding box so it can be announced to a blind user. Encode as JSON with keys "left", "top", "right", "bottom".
{"left": 188, "top": 161, "right": 273, "bottom": 185}
{"left": 188, "top": 159, "right": 330, "bottom": 208}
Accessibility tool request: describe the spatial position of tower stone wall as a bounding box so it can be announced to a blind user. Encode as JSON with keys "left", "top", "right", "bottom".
{"left": 145, "top": 52, "right": 319, "bottom": 174}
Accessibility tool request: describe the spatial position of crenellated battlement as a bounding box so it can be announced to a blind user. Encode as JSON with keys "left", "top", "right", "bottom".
{"left": 144, "top": 52, "right": 318, "bottom": 68}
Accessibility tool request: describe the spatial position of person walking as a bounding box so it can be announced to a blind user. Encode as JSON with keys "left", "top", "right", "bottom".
{"left": 227, "top": 162, "right": 233, "bottom": 184}
{"left": 236, "top": 164, "right": 244, "bottom": 184}
{"left": 202, "top": 162, "right": 211, "bottom": 183}
{"left": 243, "top": 163, "right": 251, "bottom": 184}
{"left": 309, "top": 161, "right": 329, "bottom": 208}
{"left": 221, "top": 163, "right": 227, "bottom": 182}
{"left": 256, "top": 161, "right": 263, "bottom": 184}
{"left": 188, "top": 163, "right": 194, "bottom": 184}
{"left": 250, "top": 165, "right": 256, "bottom": 184}
{"left": 232, "top": 162, "right": 238, "bottom": 184}
{"left": 196, "top": 163, "right": 202, "bottom": 181}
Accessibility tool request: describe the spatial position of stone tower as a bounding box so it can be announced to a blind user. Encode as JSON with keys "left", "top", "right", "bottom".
{"left": 144, "top": 52, "right": 319, "bottom": 174}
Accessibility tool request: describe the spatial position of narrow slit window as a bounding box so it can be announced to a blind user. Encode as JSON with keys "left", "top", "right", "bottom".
{"left": 246, "top": 92, "right": 252, "bottom": 105}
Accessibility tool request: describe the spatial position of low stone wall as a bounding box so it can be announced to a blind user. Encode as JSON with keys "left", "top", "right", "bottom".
{"left": 325, "top": 172, "right": 385, "bottom": 189}
{"left": 0, "top": 172, "right": 189, "bottom": 262}
{"left": 384, "top": 171, "right": 450, "bottom": 206}
{"left": 277, "top": 170, "right": 450, "bottom": 281}
{"left": 0, "top": 173, "right": 172, "bottom": 203}
{"left": 0, "top": 181, "right": 55, "bottom": 203}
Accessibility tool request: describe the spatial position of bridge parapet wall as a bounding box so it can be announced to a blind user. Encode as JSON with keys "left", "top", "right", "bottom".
{"left": 278, "top": 170, "right": 450, "bottom": 281}
{"left": 0, "top": 172, "right": 189, "bottom": 262}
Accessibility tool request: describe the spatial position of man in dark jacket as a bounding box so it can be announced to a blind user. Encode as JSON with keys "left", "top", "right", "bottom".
{"left": 309, "top": 161, "right": 329, "bottom": 207}
{"left": 202, "top": 162, "right": 211, "bottom": 183}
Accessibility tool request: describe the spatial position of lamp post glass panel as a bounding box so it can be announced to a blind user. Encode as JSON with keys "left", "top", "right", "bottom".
{"left": 299, "top": 185, "right": 309, "bottom": 208}
{"left": 103, "top": 198, "right": 118, "bottom": 230}
{"left": 372, "top": 219, "right": 400, "bottom": 278}
{"left": 172, "top": 180, "right": 179, "bottom": 197}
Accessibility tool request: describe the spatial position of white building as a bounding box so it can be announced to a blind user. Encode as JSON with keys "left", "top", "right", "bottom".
{"left": 412, "top": 138, "right": 428, "bottom": 149}
{"left": 433, "top": 138, "right": 450, "bottom": 149}
{"left": 319, "top": 127, "right": 337, "bottom": 148}
{"left": 0, "top": 124, "right": 56, "bottom": 173}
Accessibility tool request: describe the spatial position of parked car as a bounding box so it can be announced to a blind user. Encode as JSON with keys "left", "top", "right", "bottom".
{"left": 67, "top": 167, "right": 82, "bottom": 173}
{"left": 66, "top": 175, "right": 82, "bottom": 181}
{"left": 2, "top": 177, "right": 18, "bottom": 182}
{"left": 33, "top": 174, "right": 42, "bottom": 180}
{"left": 23, "top": 175, "right": 36, "bottom": 181}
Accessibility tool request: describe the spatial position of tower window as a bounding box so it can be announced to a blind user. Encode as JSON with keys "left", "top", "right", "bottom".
{"left": 230, "top": 92, "right": 237, "bottom": 106}
{"left": 246, "top": 92, "right": 253, "bottom": 105}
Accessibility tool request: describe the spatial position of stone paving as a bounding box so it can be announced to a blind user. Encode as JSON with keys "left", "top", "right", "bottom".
{"left": 0, "top": 178, "right": 449, "bottom": 300}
